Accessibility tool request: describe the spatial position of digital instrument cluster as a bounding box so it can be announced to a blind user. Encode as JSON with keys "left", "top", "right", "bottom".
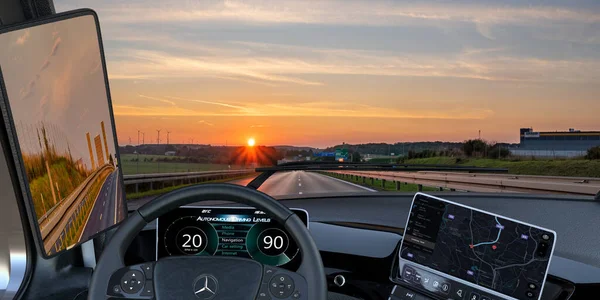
{"left": 157, "top": 207, "right": 308, "bottom": 267}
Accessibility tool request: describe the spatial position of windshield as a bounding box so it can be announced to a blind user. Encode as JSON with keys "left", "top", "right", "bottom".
{"left": 56, "top": 1, "right": 600, "bottom": 200}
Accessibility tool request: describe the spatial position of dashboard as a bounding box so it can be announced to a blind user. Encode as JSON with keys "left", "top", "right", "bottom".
{"left": 156, "top": 206, "right": 308, "bottom": 267}
{"left": 123, "top": 192, "right": 600, "bottom": 300}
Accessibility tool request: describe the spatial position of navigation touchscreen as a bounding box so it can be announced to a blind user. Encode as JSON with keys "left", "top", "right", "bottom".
{"left": 397, "top": 193, "right": 556, "bottom": 300}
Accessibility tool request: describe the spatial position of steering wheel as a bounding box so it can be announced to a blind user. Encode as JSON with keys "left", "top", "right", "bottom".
{"left": 88, "top": 184, "right": 327, "bottom": 300}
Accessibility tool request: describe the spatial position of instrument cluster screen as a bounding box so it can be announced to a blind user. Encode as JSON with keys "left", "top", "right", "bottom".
{"left": 157, "top": 207, "right": 308, "bottom": 267}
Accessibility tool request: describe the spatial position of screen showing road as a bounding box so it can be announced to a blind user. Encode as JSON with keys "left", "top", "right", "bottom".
{"left": 0, "top": 14, "right": 126, "bottom": 256}
{"left": 400, "top": 193, "right": 555, "bottom": 300}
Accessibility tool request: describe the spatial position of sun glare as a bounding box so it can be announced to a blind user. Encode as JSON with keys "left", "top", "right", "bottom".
{"left": 247, "top": 138, "right": 256, "bottom": 147}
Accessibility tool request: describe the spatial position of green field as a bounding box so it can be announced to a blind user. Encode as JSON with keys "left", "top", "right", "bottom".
{"left": 120, "top": 154, "right": 240, "bottom": 175}
{"left": 402, "top": 157, "right": 600, "bottom": 178}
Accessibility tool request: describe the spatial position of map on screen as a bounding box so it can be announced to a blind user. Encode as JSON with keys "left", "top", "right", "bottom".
{"left": 400, "top": 193, "right": 555, "bottom": 300}
{"left": 0, "top": 13, "right": 126, "bottom": 256}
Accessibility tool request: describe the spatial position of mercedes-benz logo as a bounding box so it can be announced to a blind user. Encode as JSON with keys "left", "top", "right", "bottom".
{"left": 193, "top": 274, "right": 219, "bottom": 299}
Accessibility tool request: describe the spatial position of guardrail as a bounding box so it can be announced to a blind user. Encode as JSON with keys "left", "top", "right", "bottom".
{"left": 327, "top": 170, "right": 600, "bottom": 196}
{"left": 123, "top": 169, "right": 255, "bottom": 193}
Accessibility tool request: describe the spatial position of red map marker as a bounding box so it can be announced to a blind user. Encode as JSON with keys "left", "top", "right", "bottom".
{"left": 469, "top": 244, "right": 474, "bottom": 249}
{"left": 492, "top": 245, "right": 497, "bottom": 250}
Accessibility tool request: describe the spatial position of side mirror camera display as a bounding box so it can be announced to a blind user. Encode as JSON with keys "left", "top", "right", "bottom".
{"left": 0, "top": 11, "right": 126, "bottom": 256}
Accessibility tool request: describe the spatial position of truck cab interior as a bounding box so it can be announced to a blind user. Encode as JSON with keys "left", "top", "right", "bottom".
{"left": 0, "top": 1, "right": 599, "bottom": 300}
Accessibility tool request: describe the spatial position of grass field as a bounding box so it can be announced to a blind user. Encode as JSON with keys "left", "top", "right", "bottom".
{"left": 120, "top": 154, "right": 240, "bottom": 175}
{"left": 402, "top": 157, "right": 600, "bottom": 178}
{"left": 323, "top": 172, "right": 438, "bottom": 192}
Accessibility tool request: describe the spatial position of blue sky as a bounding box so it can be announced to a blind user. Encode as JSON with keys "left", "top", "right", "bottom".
{"left": 54, "top": 0, "right": 600, "bottom": 146}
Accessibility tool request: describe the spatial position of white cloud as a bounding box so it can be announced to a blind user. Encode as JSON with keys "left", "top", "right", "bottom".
{"left": 138, "top": 94, "right": 176, "bottom": 105}
{"left": 81, "top": 1, "right": 600, "bottom": 27}
{"left": 113, "top": 94, "right": 494, "bottom": 120}
{"left": 105, "top": 42, "right": 600, "bottom": 85}
{"left": 15, "top": 30, "right": 30, "bottom": 45}
{"left": 197, "top": 120, "right": 215, "bottom": 126}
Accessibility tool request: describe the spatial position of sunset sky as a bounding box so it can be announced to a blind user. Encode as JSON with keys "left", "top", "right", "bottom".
{"left": 55, "top": 0, "right": 600, "bottom": 148}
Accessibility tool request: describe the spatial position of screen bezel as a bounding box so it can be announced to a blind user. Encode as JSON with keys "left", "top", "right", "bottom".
{"left": 0, "top": 9, "right": 126, "bottom": 259}
{"left": 155, "top": 206, "right": 310, "bottom": 261}
{"left": 395, "top": 192, "right": 557, "bottom": 300}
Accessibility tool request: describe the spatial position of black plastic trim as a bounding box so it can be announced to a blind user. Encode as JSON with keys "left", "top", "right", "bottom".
{"left": 138, "top": 183, "right": 293, "bottom": 222}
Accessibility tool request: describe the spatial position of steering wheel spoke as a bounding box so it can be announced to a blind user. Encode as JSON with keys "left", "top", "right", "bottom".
{"left": 257, "top": 265, "right": 307, "bottom": 300}
{"left": 106, "top": 263, "right": 155, "bottom": 299}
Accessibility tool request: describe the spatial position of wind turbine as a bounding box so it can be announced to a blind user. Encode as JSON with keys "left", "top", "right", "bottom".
{"left": 167, "top": 131, "right": 171, "bottom": 145}
{"left": 156, "top": 129, "right": 161, "bottom": 145}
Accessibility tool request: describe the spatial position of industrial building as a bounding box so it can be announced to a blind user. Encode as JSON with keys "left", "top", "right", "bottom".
{"left": 512, "top": 128, "right": 600, "bottom": 158}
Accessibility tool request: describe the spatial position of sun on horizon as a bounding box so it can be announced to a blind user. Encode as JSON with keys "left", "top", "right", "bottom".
{"left": 247, "top": 138, "right": 256, "bottom": 147}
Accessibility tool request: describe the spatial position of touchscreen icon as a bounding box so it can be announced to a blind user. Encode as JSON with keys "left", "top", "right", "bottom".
{"left": 432, "top": 281, "right": 440, "bottom": 288}
{"left": 455, "top": 289, "right": 464, "bottom": 299}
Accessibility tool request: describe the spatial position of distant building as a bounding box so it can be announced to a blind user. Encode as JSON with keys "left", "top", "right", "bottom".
{"left": 165, "top": 151, "right": 176, "bottom": 156}
{"left": 512, "top": 128, "right": 600, "bottom": 157}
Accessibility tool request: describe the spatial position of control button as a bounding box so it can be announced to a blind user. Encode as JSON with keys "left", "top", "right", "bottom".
{"left": 454, "top": 288, "right": 466, "bottom": 299}
{"left": 414, "top": 274, "right": 421, "bottom": 283}
{"left": 141, "top": 264, "right": 153, "bottom": 279}
{"left": 112, "top": 285, "right": 121, "bottom": 294}
{"left": 140, "top": 281, "right": 153, "bottom": 297}
{"left": 528, "top": 283, "right": 537, "bottom": 290}
{"left": 257, "top": 291, "right": 271, "bottom": 300}
{"left": 334, "top": 275, "right": 346, "bottom": 287}
{"left": 120, "top": 270, "right": 144, "bottom": 294}
{"left": 526, "top": 291, "right": 535, "bottom": 298}
{"left": 392, "top": 285, "right": 417, "bottom": 300}
{"left": 441, "top": 283, "right": 451, "bottom": 294}
{"left": 432, "top": 280, "right": 440, "bottom": 289}
{"left": 263, "top": 267, "right": 276, "bottom": 283}
{"left": 422, "top": 276, "right": 431, "bottom": 287}
{"left": 469, "top": 292, "right": 481, "bottom": 300}
{"left": 257, "top": 283, "right": 271, "bottom": 300}
{"left": 481, "top": 296, "right": 492, "bottom": 300}
{"left": 269, "top": 274, "right": 294, "bottom": 298}
{"left": 292, "top": 291, "right": 301, "bottom": 299}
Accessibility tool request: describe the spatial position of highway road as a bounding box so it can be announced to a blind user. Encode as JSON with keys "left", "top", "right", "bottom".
{"left": 80, "top": 169, "right": 125, "bottom": 242}
{"left": 127, "top": 171, "right": 375, "bottom": 210}
{"left": 257, "top": 171, "right": 375, "bottom": 196}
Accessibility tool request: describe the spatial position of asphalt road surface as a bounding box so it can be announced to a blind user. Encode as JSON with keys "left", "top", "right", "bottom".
{"left": 258, "top": 171, "right": 375, "bottom": 196}
{"left": 127, "top": 171, "right": 374, "bottom": 210}
{"left": 80, "top": 169, "right": 125, "bottom": 242}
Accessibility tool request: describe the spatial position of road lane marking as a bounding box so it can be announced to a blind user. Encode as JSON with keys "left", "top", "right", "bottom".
{"left": 317, "top": 173, "right": 377, "bottom": 192}
{"left": 100, "top": 214, "right": 103, "bottom": 220}
{"left": 103, "top": 201, "right": 105, "bottom": 206}
{"left": 298, "top": 183, "right": 302, "bottom": 187}
{"left": 298, "top": 191, "right": 303, "bottom": 195}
